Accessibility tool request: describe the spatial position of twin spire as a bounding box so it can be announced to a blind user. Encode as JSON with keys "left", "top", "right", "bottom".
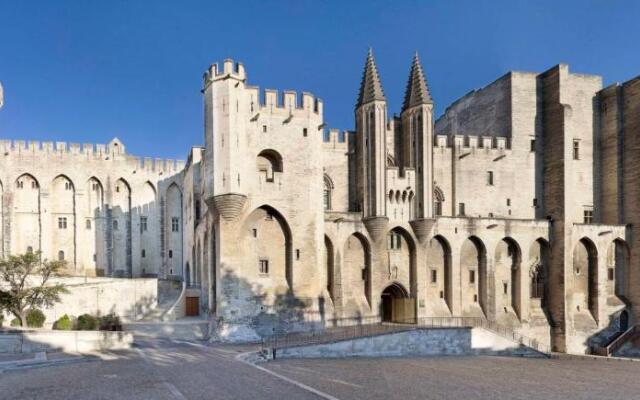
{"left": 356, "top": 49, "right": 432, "bottom": 110}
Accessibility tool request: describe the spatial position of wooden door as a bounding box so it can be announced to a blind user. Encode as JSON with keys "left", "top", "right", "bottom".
{"left": 186, "top": 297, "right": 200, "bottom": 316}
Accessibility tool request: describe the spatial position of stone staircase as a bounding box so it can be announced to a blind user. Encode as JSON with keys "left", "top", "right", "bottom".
{"left": 122, "top": 279, "right": 211, "bottom": 341}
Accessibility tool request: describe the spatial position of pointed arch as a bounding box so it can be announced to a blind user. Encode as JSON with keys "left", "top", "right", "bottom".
{"left": 13, "top": 173, "right": 41, "bottom": 254}
{"left": 324, "top": 235, "right": 335, "bottom": 301}
{"left": 573, "top": 237, "right": 598, "bottom": 322}
{"left": 243, "top": 204, "right": 293, "bottom": 290}
{"left": 434, "top": 186, "right": 444, "bottom": 216}
{"left": 112, "top": 178, "right": 132, "bottom": 277}
{"left": 323, "top": 173, "right": 334, "bottom": 211}
{"left": 388, "top": 226, "right": 417, "bottom": 300}
{"left": 429, "top": 234, "right": 453, "bottom": 312}
{"left": 166, "top": 182, "right": 183, "bottom": 278}
{"left": 344, "top": 231, "right": 372, "bottom": 308}
{"left": 461, "top": 236, "right": 488, "bottom": 316}
{"left": 529, "top": 238, "right": 550, "bottom": 307}
{"left": 608, "top": 238, "right": 630, "bottom": 301}
{"left": 495, "top": 237, "right": 522, "bottom": 319}
{"left": 51, "top": 175, "right": 76, "bottom": 271}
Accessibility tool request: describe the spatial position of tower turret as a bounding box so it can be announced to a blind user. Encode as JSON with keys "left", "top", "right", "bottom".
{"left": 355, "top": 49, "right": 389, "bottom": 241}
{"left": 401, "top": 53, "right": 434, "bottom": 220}
{"left": 202, "top": 59, "right": 248, "bottom": 220}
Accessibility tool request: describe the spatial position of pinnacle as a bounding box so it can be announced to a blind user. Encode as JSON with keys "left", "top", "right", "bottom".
{"left": 356, "top": 49, "right": 386, "bottom": 108}
{"left": 402, "top": 52, "right": 432, "bottom": 111}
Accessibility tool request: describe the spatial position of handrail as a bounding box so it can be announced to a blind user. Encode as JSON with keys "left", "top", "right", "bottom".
{"left": 261, "top": 316, "right": 551, "bottom": 355}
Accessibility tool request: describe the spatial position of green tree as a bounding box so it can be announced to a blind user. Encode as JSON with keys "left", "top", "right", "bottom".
{"left": 0, "top": 252, "right": 68, "bottom": 327}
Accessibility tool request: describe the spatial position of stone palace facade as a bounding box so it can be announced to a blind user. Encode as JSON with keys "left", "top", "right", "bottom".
{"left": 1, "top": 51, "right": 639, "bottom": 353}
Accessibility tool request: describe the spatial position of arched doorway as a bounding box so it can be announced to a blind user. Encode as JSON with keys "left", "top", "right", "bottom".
{"left": 380, "top": 283, "right": 412, "bottom": 323}
{"left": 620, "top": 310, "right": 630, "bottom": 331}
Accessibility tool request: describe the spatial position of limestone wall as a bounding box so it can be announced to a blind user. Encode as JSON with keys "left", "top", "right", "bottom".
{"left": 0, "top": 138, "right": 183, "bottom": 278}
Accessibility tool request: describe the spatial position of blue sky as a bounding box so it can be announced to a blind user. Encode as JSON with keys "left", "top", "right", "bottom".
{"left": 0, "top": 1, "right": 638, "bottom": 160}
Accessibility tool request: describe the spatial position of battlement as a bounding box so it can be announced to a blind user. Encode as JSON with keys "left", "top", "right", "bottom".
{"left": 203, "top": 58, "right": 323, "bottom": 117}
{"left": 203, "top": 58, "right": 247, "bottom": 84}
{"left": 0, "top": 138, "right": 185, "bottom": 173}
{"left": 434, "top": 134, "right": 511, "bottom": 151}
{"left": 245, "top": 86, "right": 323, "bottom": 117}
{"left": 322, "top": 129, "right": 349, "bottom": 150}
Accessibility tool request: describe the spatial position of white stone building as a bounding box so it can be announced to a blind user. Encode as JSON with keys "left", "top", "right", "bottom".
{"left": 1, "top": 52, "right": 638, "bottom": 354}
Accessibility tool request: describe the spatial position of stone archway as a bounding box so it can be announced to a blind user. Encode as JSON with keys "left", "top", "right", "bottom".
{"left": 380, "top": 282, "right": 413, "bottom": 323}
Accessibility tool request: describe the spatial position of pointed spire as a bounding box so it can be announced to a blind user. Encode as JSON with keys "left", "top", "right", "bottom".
{"left": 402, "top": 52, "right": 432, "bottom": 111}
{"left": 356, "top": 48, "right": 386, "bottom": 108}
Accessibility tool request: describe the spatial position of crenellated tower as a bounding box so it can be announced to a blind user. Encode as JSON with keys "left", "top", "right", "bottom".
{"left": 202, "top": 59, "right": 248, "bottom": 220}
{"left": 355, "top": 50, "right": 389, "bottom": 242}
{"left": 400, "top": 53, "right": 434, "bottom": 219}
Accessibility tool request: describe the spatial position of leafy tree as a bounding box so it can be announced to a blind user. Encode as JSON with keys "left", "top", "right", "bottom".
{"left": 0, "top": 252, "right": 68, "bottom": 327}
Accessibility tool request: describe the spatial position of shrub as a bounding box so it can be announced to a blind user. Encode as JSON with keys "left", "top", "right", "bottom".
{"left": 10, "top": 318, "right": 20, "bottom": 327}
{"left": 53, "top": 314, "right": 73, "bottom": 330}
{"left": 76, "top": 313, "right": 98, "bottom": 330}
{"left": 98, "top": 313, "right": 122, "bottom": 331}
{"left": 26, "top": 309, "right": 46, "bottom": 328}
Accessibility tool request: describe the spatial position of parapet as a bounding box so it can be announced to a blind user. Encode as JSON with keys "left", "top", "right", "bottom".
{"left": 322, "top": 128, "right": 349, "bottom": 150}
{"left": 203, "top": 58, "right": 323, "bottom": 117}
{"left": 203, "top": 58, "right": 247, "bottom": 85}
{"left": 434, "top": 134, "right": 511, "bottom": 151}
{"left": 245, "top": 86, "right": 323, "bottom": 117}
{"left": 0, "top": 139, "right": 185, "bottom": 174}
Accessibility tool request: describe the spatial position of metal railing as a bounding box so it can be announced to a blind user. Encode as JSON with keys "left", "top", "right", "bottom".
{"left": 261, "top": 316, "right": 551, "bottom": 356}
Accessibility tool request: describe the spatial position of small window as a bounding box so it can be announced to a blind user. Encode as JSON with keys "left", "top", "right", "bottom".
{"left": 252, "top": 228, "right": 257, "bottom": 237}
{"left": 171, "top": 217, "right": 179, "bottom": 232}
{"left": 86, "top": 219, "right": 91, "bottom": 230}
{"left": 503, "top": 282, "right": 508, "bottom": 295}
{"left": 58, "top": 217, "right": 67, "bottom": 229}
{"left": 113, "top": 220, "right": 118, "bottom": 230}
{"left": 506, "top": 198, "right": 511, "bottom": 206}
{"left": 608, "top": 268, "right": 615, "bottom": 281}
{"left": 487, "top": 171, "right": 494, "bottom": 186}
{"left": 58, "top": 250, "right": 65, "bottom": 261}
{"left": 530, "top": 139, "right": 535, "bottom": 152}
{"left": 573, "top": 139, "right": 580, "bottom": 160}
{"left": 259, "top": 259, "right": 269, "bottom": 274}
{"left": 459, "top": 203, "right": 466, "bottom": 216}
{"left": 388, "top": 232, "right": 402, "bottom": 250}
{"left": 473, "top": 294, "right": 478, "bottom": 303}
{"left": 431, "top": 270, "right": 437, "bottom": 284}
{"left": 31, "top": 181, "right": 37, "bottom": 189}
{"left": 141, "top": 249, "right": 146, "bottom": 258}
{"left": 141, "top": 216, "right": 148, "bottom": 232}
{"left": 533, "top": 198, "right": 538, "bottom": 207}
{"left": 296, "top": 249, "right": 300, "bottom": 260}
{"left": 169, "top": 250, "right": 173, "bottom": 258}
{"left": 262, "top": 125, "right": 267, "bottom": 133}
{"left": 584, "top": 209, "right": 593, "bottom": 224}
{"left": 488, "top": 212, "right": 494, "bottom": 218}
{"left": 469, "top": 270, "right": 476, "bottom": 284}
{"left": 93, "top": 254, "right": 97, "bottom": 262}
{"left": 26, "top": 246, "right": 33, "bottom": 254}
{"left": 303, "top": 128, "right": 308, "bottom": 137}
{"left": 116, "top": 185, "right": 120, "bottom": 193}
{"left": 439, "top": 291, "right": 444, "bottom": 299}
{"left": 195, "top": 200, "right": 201, "bottom": 221}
